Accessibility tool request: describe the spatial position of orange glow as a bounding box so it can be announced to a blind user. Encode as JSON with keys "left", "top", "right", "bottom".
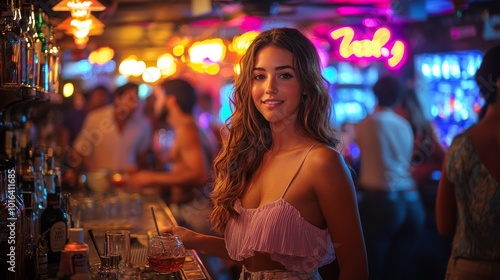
{"left": 188, "top": 62, "right": 220, "bottom": 75}
{"left": 74, "top": 36, "right": 89, "bottom": 48}
{"left": 229, "top": 31, "right": 259, "bottom": 56}
{"left": 188, "top": 38, "right": 226, "bottom": 63}
{"left": 88, "top": 47, "right": 115, "bottom": 65}
{"left": 52, "top": 0, "right": 106, "bottom": 12}
{"left": 173, "top": 45, "right": 184, "bottom": 57}
{"left": 56, "top": 14, "right": 104, "bottom": 37}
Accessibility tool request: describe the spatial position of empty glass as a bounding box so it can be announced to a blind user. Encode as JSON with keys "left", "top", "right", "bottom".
{"left": 147, "top": 233, "right": 186, "bottom": 273}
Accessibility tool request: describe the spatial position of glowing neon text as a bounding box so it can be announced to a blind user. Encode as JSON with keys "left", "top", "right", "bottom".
{"left": 330, "top": 27, "right": 406, "bottom": 68}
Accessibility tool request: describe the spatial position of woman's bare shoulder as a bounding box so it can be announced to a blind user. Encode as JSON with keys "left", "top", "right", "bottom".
{"left": 306, "top": 143, "right": 347, "bottom": 173}
{"left": 308, "top": 143, "right": 342, "bottom": 160}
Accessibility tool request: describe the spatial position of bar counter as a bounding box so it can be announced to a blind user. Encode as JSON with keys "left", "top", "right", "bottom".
{"left": 78, "top": 189, "right": 212, "bottom": 280}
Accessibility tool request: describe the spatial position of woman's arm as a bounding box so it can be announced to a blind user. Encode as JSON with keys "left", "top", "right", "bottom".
{"left": 436, "top": 164, "right": 457, "bottom": 236}
{"left": 168, "top": 226, "right": 238, "bottom": 262}
{"left": 312, "top": 148, "right": 368, "bottom": 280}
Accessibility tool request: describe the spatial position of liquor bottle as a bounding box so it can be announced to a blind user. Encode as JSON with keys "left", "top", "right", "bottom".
{"left": 47, "top": 23, "right": 60, "bottom": 94}
{"left": 1, "top": 0, "right": 22, "bottom": 87}
{"left": 26, "top": 0, "right": 39, "bottom": 89}
{"left": 36, "top": 233, "right": 49, "bottom": 280}
{"left": 20, "top": 0, "right": 35, "bottom": 88}
{"left": 19, "top": 141, "right": 43, "bottom": 228}
{"left": 44, "top": 147, "right": 55, "bottom": 194}
{"left": 62, "top": 192, "right": 74, "bottom": 234}
{"left": 56, "top": 169, "right": 75, "bottom": 234}
{"left": 13, "top": 0, "right": 29, "bottom": 89}
{"left": 24, "top": 189, "right": 55, "bottom": 279}
{"left": 21, "top": 191, "right": 36, "bottom": 279}
{"left": 4, "top": 127, "right": 14, "bottom": 162}
{"left": 34, "top": 7, "right": 48, "bottom": 92}
{"left": 57, "top": 228, "right": 91, "bottom": 279}
{"left": 33, "top": 144, "right": 46, "bottom": 209}
{"left": 40, "top": 192, "right": 68, "bottom": 278}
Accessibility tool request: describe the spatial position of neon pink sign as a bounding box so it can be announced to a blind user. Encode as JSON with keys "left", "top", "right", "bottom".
{"left": 330, "top": 27, "right": 407, "bottom": 69}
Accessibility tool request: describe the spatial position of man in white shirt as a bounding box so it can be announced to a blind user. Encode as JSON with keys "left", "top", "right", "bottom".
{"left": 73, "top": 82, "right": 152, "bottom": 173}
{"left": 355, "top": 75, "right": 425, "bottom": 280}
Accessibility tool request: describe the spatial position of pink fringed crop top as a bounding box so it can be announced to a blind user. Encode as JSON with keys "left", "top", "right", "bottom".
{"left": 224, "top": 142, "right": 336, "bottom": 272}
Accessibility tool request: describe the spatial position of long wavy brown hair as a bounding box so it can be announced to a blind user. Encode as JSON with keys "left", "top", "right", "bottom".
{"left": 209, "top": 27, "right": 341, "bottom": 234}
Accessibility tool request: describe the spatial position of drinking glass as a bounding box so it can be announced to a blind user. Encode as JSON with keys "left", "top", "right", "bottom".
{"left": 105, "top": 230, "right": 131, "bottom": 269}
{"left": 147, "top": 233, "right": 186, "bottom": 273}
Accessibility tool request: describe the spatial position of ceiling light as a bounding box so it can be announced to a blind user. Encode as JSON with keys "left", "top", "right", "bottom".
{"left": 56, "top": 14, "right": 105, "bottom": 36}
{"left": 53, "top": 0, "right": 106, "bottom": 12}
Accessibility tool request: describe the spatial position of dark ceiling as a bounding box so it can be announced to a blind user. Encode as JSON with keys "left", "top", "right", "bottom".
{"left": 46, "top": 0, "right": 500, "bottom": 61}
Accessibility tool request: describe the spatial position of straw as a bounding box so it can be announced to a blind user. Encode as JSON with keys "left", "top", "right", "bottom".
{"left": 150, "top": 207, "right": 161, "bottom": 237}
{"left": 150, "top": 207, "right": 167, "bottom": 253}
{"left": 88, "top": 229, "right": 103, "bottom": 258}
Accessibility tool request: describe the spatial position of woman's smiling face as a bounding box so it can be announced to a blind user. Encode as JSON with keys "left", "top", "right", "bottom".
{"left": 251, "top": 46, "right": 302, "bottom": 125}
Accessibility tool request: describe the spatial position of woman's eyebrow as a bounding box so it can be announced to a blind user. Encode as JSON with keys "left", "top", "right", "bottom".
{"left": 252, "top": 65, "right": 295, "bottom": 71}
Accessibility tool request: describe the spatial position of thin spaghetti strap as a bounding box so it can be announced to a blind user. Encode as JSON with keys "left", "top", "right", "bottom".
{"left": 280, "top": 141, "right": 320, "bottom": 199}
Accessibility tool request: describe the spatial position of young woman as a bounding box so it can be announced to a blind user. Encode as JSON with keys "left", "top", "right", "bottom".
{"left": 167, "top": 27, "right": 368, "bottom": 280}
{"left": 436, "top": 44, "right": 500, "bottom": 280}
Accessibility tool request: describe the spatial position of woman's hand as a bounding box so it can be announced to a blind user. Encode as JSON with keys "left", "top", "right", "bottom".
{"left": 164, "top": 226, "right": 232, "bottom": 261}
{"left": 163, "top": 226, "right": 199, "bottom": 249}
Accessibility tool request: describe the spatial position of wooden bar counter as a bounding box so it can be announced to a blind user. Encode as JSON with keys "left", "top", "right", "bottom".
{"left": 78, "top": 189, "right": 212, "bottom": 280}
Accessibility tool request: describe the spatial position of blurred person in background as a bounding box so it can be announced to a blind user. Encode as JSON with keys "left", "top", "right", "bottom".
{"left": 396, "top": 88, "right": 446, "bottom": 197}
{"left": 355, "top": 75, "right": 425, "bottom": 280}
{"left": 195, "top": 93, "right": 224, "bottom": 158}
{"left": 61, "top": 85, "right": 112, "bottom": 148}
{"left": 72, "top": 82, "right": 152, "bottom": 173}
{"left": 60, "top": 85, "right": 113, "bottom": 188}
{"left": 85, "top": 84, "right": 112, "bottom": 113}
{"left": 127, "top": 78, "right": 232, "bottom": 279}
{"left": 436, "top": 44, "right": 500, "bottom": 280}
{"left": 395, "top": 87, "right": 450, "bottom": 280}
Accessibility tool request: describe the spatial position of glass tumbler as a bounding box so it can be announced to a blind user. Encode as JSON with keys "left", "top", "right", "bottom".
{"left": 105, "top": 230, "right": 131, "bottom": 269}
{"left": 147, "top": 233, "right": 186, "bottom": 273}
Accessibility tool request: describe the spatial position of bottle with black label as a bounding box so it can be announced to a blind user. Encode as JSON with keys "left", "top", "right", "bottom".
{"left": 40, "top": 192, "right": 67, "bottom": 278}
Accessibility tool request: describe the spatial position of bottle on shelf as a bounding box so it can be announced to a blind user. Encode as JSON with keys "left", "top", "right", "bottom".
{"left": 44, "top": 147, "right": 55, "bottom": 194}
{"left": 22, "top": 189, "right": 51, "bottom": 279}
{"left": 33, "top": 144, "right": 46, "bottom": 209}
{"left": 1, "top": 0, "right": 22, "bottom": 88}
{"left": 39, "top": 191, "right": 68, "bottom": 278}
{"left": 57, "top": 228, "right": 91, "bottom": 280}
{"left": 19, "top": 141, "right": 44, "bottom": 228}
{"left": 62, "top": 192, "right": 74, "bottom": 234}
{"left": 13, "top": 0, "right": 30, "bottom": 92}
{"left": 56, "top": 168, "right": 75, "bottom": 233}
{"left": 20, "top": 0, "right": 36, "bottom": 89}
{"left": 33, "top": 7, "right": 48, "bottom": 93}
{"left": 36, "top": 229, "right": 49, "bottom": 280}
{"left": 21, "top": 191, "right": 36, "bottom": 279}
{"left": 47, "top": 23, "right": 60, "bottom": 95}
